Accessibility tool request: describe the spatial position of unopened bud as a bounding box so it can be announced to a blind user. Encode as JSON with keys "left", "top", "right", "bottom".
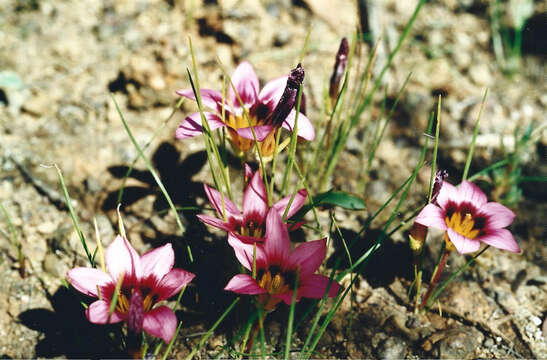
{"left": 409, "top": 222, "right": 427, "bottom": 253}
{"left": 127, "top": 289, "right": 144, "bottom": 334}
{"left": 329, "top": 37, "right": 349, "bottom": 103}
{"left": 431, "top": 169, "right": 448, "bottom": 205}
{"left": 269, "top": 64, "right": 304, "bottom": 127}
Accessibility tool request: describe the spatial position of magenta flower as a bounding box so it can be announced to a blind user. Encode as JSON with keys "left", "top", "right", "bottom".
{"left": 67, "top": 235, "right": 195, "bottom": 343}
{"left": 197, "top": 166, "right": 307, "bottom": 243}
{"left": 414, "top": 180, "right": 520, "bottom": 254}
{"left": 225, "top": 209, "right": 342, "bottom": 310}
{"left": 175, "top": 61, "right": 314, "bottom": 156}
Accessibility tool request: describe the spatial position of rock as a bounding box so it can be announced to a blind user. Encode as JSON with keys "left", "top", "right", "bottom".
{"left": 483, "top": 337, "right": 495, "bottom": 348}
{"left": 468, "top": 63, "right": 492, "bottom": 86}
{"left": 273, "top": 29, "right": 291, "bottom": 47}
{"left": 433, "top": 326, "right": 484, "bottom": 360}
{"left": 376, "top": 336, "right": 407, "bottom": 359}
{"left": 22, "top": 92, "right": 51, "bottom": 116}
{"left": 37, "top": 221, "right": 57, "bottom": 235}
{"left": 43, "top": 253, "right": 68, "bottom": 277}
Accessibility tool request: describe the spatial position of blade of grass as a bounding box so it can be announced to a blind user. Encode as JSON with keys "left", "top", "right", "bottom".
{"left": 284, "top": 269, "right": 300, "bottom": 360}
{"left": 425, "top": 245, "right": 490, "bottom": 309}
{"left": 117, "top": 97, "right": 185, "bottom": 203}
{"left": 46, "top": 164, "right": 94, "bottom": 266}
{"left": 161, "top": 322, "right": 183, "bottom": 360}
{"left": 185, "top": 298, "right": 240, "bottom": 360}
{"left": 281, "top": 84, "right": 303, "bottom": 197}
{"left": 111, "top": 95, "right": 193, "bottom": 263}
{"left": 462, "top": 89, "right": 488, "bottom": 181}
{"left": 0, "top": 202, "right": 24, "bottom": 275}
{"left": 322, "top": 0, "right": 425, "bottom": 190}
{"left": 188, "top": 38, "right": 233, "bottom": 202}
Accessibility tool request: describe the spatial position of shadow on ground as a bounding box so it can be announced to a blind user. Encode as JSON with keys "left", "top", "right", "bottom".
{"left": 18, "top": 286, "right": 125, "bottom": 358}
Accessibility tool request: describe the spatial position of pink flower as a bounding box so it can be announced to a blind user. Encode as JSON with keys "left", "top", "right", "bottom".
{"left": 224, "top": 209, "right": 341, "bottom": 310}
{"left": 175, "top": 61, "right": 314, "bottom": 156}
{"left": 197, "top": 166, "right": 307, "bottom": 243}
{"left": 414, "top": 180, "right": 520, "bottom": 254}
{"left": 67, "top": 236, "right": 195, "bottom": 343}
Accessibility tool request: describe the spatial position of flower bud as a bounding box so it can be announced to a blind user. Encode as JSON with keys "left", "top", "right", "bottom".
{"left": 329, "top": 37, "right": 349, "bottom": 103}
{"left": 269, "top": 63, "right": 304, "bottom": 127}
{"left": 409, "top": 222, "right": 427, "bottom": 254}
{"left": 431, "top": 169, "right": 448, "bottom": 205}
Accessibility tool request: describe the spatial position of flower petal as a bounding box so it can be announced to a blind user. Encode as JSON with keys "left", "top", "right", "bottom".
{"left": 275, "top": 274, "right": 341, "bottom": 304}
{"left": 282, "top": 110, "right": 315, "bottom": 141}
{"left": 235, "top": 124, "right": 274, "bottom": 141}
{"left": 141, "top": 243, "right": 174, "bottom": 281}
{"left": 287, "top": 239, "right": 326, "bottom": 278}
{"left": 86, "top": 300, "right": 124, "bottom": 324}
{"left": 259, "top": 76, "right": 287, "bottom": 111}
{"left": 446, "top": 228, "right": 481, "bottom": 254}
{"left": 478, "top": 229, "right": 520, "bottom": 253}
{"left": 273, "top": 189, "right": 307, "bottom": 220}
{"left": 242, "top": 171, "right": 269, "bottom": 226}
{"left": 414, "top": 204, "right": 448, "bottom": 230}
{"left": 229, "top": 61, "right": 259, "bottom": 108}
{"left": 224, "top": 274, "right": 267, "bottom": 295}
{"left": 457, "top": 181, "right": 487, "bottom": 206}
{"left": 106, "top": 235, "right": 142, "bottom": 282}
{"left": 196, "top": 214, "right": 234, "bottom": 233}
{"left": 244, "top": 163, "right": 254, "bottom": 182}
{"left": 67, "top": 268, "right": 112, "bottom": 297}
{"left": 143, "top": 306, "right": 177, "bottom": 343}
{"left": 155, "top": 268, "right": 196, "bottom": 301}
{"left": 203, "top": 184, "right": 242, "bottom": 221}
{"left": 298, "top": 274, "right": 341, "bottom": 299}
{"left": 436, "top": 182, "right": 458, "bottom": 209}
{"left": 175, "top": 88, "right": 223, "bottom": 112}
{"left": 481, "top": 202, "right": 516, "bottom": 229}
{"left": 264, "top": 209, "right": 290, "bottom": 265}
{"left": 175, "top": 112, "right": 225, "bottom": 139}
{"left": 227, "top": 233, "right": 267, "bottom": 271}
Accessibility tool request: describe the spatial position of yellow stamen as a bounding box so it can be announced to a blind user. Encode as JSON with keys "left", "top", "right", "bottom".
{"left": 143, "top": 293, "right": 154, "bottom": 312}
{"left": 445, "top": 212, "right": 480, "bottom": 239}
{"left": 258, "top": 269, "right": 290, "bottom": 295}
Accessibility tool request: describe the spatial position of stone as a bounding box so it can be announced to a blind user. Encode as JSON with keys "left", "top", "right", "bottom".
{"left": 22, "top": 92, "right": 51, "bottom": 116}
{"left": 434, "top": 326, "right": 484, "bottom": 360}
{"left": 376, "top": 336, "right": 407, "bottom": 359}
{"left": 43, "top": 253, "right": 68, "bottom": 277}
{"left": 469, "top": 63, "right": 492, "bottom": 86}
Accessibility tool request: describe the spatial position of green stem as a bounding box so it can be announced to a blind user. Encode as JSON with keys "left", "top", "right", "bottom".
{"left": 419, "top": 246, "right": 450, "bottom": 310}
{"left": 426, "top": 245, "right": 490, "bottom": 309}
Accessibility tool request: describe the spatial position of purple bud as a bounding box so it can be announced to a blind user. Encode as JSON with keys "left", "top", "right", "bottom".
{"left": 431, "top": 169, "right": 448, "bottom": 205}
{"left": 300, "top": 92, "right": 307, "bottom": 116}
{"left": 329, "top": 37, "right": 349, "bottom": 102}
{"left": 127, "top": 289, "right": 144, "bottom": 334}
{"left": 269, "top": 63, "right": 304, "bottom": 127}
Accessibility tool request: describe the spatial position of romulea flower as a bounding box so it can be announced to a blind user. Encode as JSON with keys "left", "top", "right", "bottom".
{"left": 175, "top": 61, "right": 314, "bottom": 157}
{"left": 414, "top": 180, "right": 520, "bottom": 254}
{"left": 198, "top": 165, "right": 307, "bottom": 243}
{"left": 67, "top": 235, "right": 195, "bottom": 343}
{"left": 225, "top": 209, "right": 342, "bottom": 310}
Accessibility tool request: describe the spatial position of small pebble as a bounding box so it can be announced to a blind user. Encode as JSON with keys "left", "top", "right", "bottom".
{"left": 483, "top": 338, "right": 494, "bottom": 348}
{"left": 530, "top": 316, "right": 542, "bottom": 326}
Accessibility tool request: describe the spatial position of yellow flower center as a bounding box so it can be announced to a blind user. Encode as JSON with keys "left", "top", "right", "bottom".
{"left": 257, "top": 267, "right": 291, "bottom": 295}
{"left": 225, "top": 113, "right": 277, "bottom": 157}
{"left": 115, "top": 290, "right": 155, "bottom": 314}
{"left": 445, "top": 212, "right": 480, "bottom": 239}
{"left": 239, "top": 220, "right": 264, "bottom": 238}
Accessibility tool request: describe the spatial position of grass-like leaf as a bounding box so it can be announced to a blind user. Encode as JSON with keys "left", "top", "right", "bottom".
{"left": 111, "top": 94, "right": 193, "bottom": 262}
